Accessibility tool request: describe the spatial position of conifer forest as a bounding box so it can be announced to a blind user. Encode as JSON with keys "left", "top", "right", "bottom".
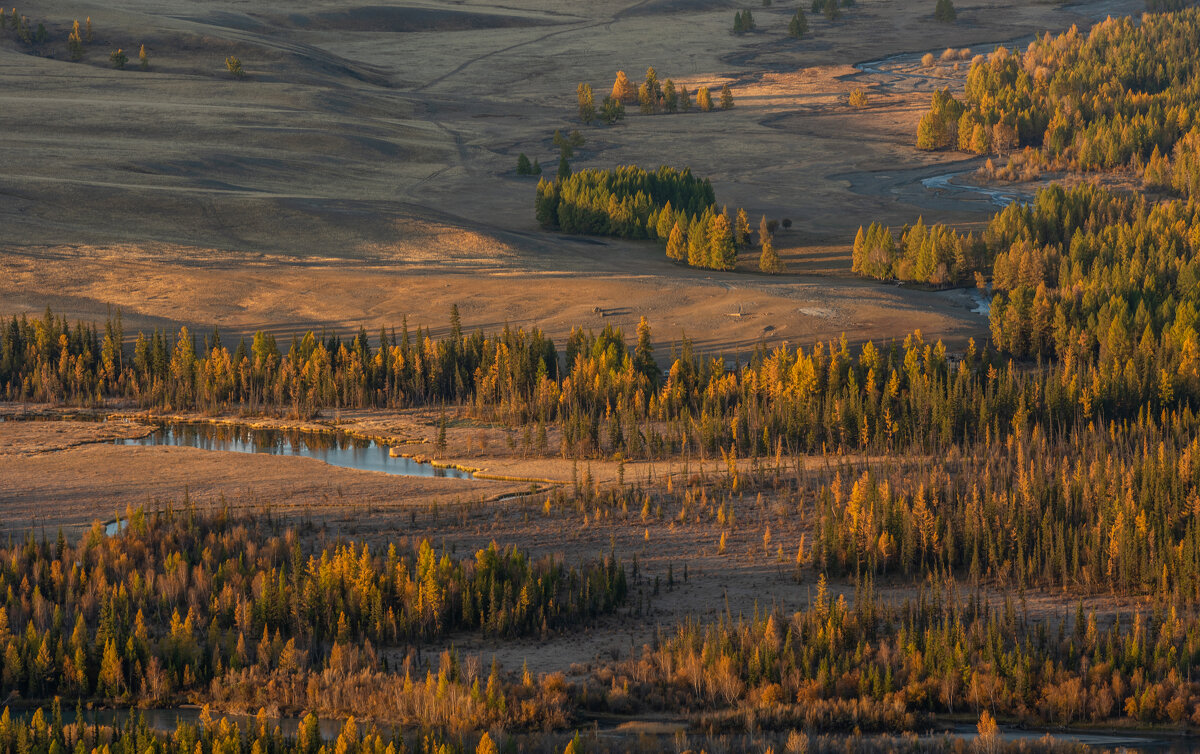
{"left": 4, "top": 0, "right": 1200, "bottom": 751}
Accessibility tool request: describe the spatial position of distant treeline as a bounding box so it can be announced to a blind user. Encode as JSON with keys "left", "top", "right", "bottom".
{"left": 3, "top": 304, "right": 1198, "bottom": 462}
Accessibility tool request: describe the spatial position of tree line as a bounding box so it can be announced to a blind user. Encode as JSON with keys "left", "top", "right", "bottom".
{"left": 8, "top": 305, "right": 1200, "bottom": 461}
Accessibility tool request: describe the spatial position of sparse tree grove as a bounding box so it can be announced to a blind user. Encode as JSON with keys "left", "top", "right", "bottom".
{"left": 576, "top": 69, "right": 732, "bottom": 121}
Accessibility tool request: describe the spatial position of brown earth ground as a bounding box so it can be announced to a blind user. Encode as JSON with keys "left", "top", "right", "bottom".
{"left": 0, "top": 0, "right": 1140, "bottom": 355}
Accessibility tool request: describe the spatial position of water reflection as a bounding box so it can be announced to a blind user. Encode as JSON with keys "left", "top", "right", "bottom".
{"left": 118, "top": 422, "right": 473, "bottom": 480}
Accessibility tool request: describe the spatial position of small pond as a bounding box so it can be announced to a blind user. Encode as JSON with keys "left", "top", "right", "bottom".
{"left": 117, "top": 421, "right": 473, "bottom": 480}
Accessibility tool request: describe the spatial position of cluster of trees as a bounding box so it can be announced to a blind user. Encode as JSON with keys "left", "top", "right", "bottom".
{"left": 67, "top": 17, "right": 92, "bottom": 60}
{"left": 879, "top": 182, "right": 1200, "bottom": 386}
{"left": 661, "top": 205, "right": 737, "bottom": 270}
{"left": 916, "top": 9, "right": 1200, "bottom": 178}
{"left": 811, "top": 0, "right": 852, "bottom": 21}
{"left": 0, "top": 507, "right": 624, "bottom": 727}
{"left": 0, "top": 8, "right": 47, "bottom": 45}
{"left": 515, "top": 153, "right": 542, "bottom": 176}
{"left": 579, "top": 69, "right": 732, "bottom": 123}
{"left": 812, "top": 408, "right": 1200, "bottom": 595}
{"left": 916, "top": 88, "right": 967, "bottom": 151}
{"left": 535, "top": 164, "right": 715, "bottom": 239}
{"left": 516, "top": 130, "right": 585, "bottom": 178}
{"left": 851, "top": 218, "right": 987, "bottom": 285}
{"left": 575, "top": 82, "right": 623, "bottom": 125}
{"left": 532, "top": 164, "right": 779, "bottom": 272}
{"left": 0, "top": 308, "right": 568, "bottom": 418}
{"left": 788, "top": 9, "right": 808, "bottom": 37}
{"left": 837, "top": 181, "right": 1200, "bottom": 601}
{"left": 854, "top": 180, "right": 1200, "bottom": 415}
{"left": 597, "top": 579, "right": 1200, "bottom": 731}
{"left": 659, "top": 208, "right": 785, "bottom": 272}
{"left": 732, "top": 9, "right": 755, "bottom": 33}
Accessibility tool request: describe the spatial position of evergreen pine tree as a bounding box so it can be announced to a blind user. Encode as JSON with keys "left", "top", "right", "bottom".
{"left": 788, "top": 9, "right": 808, "bottom": 37}
{"left": 68, "top": 20, "right": 82, "bottom": 60}
{"left": 759, "top": 234, "right": 785, "bottom": 273}
{"left": 475, "top": 733, "right": 498, "bottom": 754}
{"left": 663, "top": 80, "right": 678, "bottom": 112}
{"left": 707, "top": 212, "right": 737, "bottom": 270}
{"left": 934, "top": 0, "right": 956, "bottom": 22}
{"left": 601, "top": 95, "right": 625, "bottom": 124}
{"left": 687, "top": 215, "right": 708, "bottom": 266}
{"left": 720, "top": 83, "right": 735, "bottom": 110}
{"left": 516, "top": 153, "right": 532, "bottom": 175}
{"left": 611, "top": 70, "right": 637, "bottom": 103}
{"left": 638, "top": 82, "right": 654, "bottom": 114}
{"left": 98, "top": 639, "right": 122, "bottom": 698}
{"left": 552, "top": 129, "right": 569, "bottom": 158}
{"left": 577, "top": 83, "right": 595, "bottom": 124}
{"left": 656, "top": 200, "right": 675, "bottom": 240}
{"left": 633, "top": 317, "right": 660, "bottom": 383}
{"left": 666, "top": 221, "right": 687, "bottom": 261}
{"left": 644, "top": 66, "right": 661, "bottom": 102}
{"left": 679, "top": 86, "right": 692, "bottom": 112}
{"left": 734, "top": 208, "right": 751, "bottom": 248}
{"left": 556, "top": 155, "right": 571, "bottom": 181}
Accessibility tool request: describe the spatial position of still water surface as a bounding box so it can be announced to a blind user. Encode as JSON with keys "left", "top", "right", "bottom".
{"left": 118, "top": 421, "right": 473, "bottom": 479}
